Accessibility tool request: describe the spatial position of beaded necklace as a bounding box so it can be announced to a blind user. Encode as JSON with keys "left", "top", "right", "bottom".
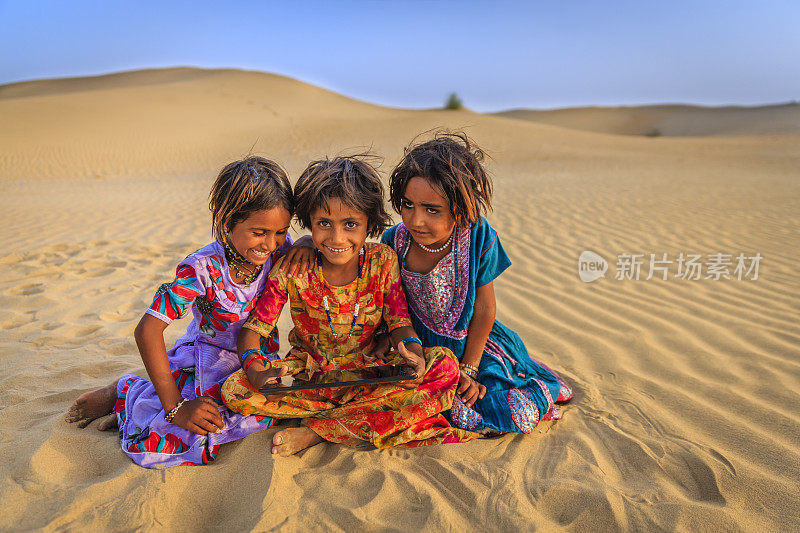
{"left": 317, "top": 247, "right": 365, "bottom": 344}
{"left": 416, "top": 230, "right": 454, "bottom": 253}
{"left": 223, "top": 236, "right": 262, "bottom": 287}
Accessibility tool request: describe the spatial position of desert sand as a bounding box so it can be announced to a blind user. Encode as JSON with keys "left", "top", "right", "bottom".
{"left": 495, "top": 102, "right": 800, "bottom": 137}
{"left": 1, "top": 68, "right": 798, "bottom": 531}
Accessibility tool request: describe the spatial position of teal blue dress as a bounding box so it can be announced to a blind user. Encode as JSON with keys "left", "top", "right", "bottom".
{"left": 382, "top": 219, "right": 572, "bottom": 433}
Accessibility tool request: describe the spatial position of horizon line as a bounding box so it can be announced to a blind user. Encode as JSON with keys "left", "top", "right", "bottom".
{"left": 1, "top": 65, "right": 797, "bottom": 114}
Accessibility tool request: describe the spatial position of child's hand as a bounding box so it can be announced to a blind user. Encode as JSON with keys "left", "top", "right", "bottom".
{"left": 457, "top": 373, "right": 486, "bottom": 407}
{"left": 367, "top": 331, "right": 392, "bottom": 362}
{"left": 246, "top": 366, "right": 289, "bottom": 389}
{"left": 396, "top": 342, "right": 426, "bottom": 389}
{"left": 170, "top": 397, "right": 225, "bottom": 435}
{"left": 246, "top": 366, "right": 290, "bottom": 402}
{"left": 280, "top": 235, "right": 315, "bottom": 277}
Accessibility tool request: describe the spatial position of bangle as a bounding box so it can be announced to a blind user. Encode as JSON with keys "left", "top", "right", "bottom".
{"left": 401, "top": 336, "right": 422, "bottom": 347}
{"left": 460, "top": 368, "right": 478, "bottom": 379}
{"left": 459, "top": 362, "right": 479, "bottom": 378}
{"left": 165, "top": 398, "right": 188, "bottom": 423}
{"left": 460, "top": 362, "right": 479, "bottom": 373}
{"left": 240, "top": 348, "right": 263, "bottom": 367}
{"left": 244, "top": 354, "right": 270, "bottom": 371}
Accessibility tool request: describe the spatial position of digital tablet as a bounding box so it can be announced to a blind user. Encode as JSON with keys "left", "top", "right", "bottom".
{"left": 258, "top": 364, "right": 418, "bottom": 393}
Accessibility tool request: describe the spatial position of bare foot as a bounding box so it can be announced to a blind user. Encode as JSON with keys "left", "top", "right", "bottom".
{"left": 66, "top": 381, "right": 117, "bottom": 429}
{"left": 272, "top": 427, "right": 324, "bottom": 456}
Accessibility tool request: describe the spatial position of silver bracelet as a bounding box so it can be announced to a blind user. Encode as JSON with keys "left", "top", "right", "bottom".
{"left": 164, "top": 398, "right": 188, "bottom": 423}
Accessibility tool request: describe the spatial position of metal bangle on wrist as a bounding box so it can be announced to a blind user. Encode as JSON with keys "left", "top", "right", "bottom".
{"left": 459, "top": 362, "right": 479, "bottom": 379}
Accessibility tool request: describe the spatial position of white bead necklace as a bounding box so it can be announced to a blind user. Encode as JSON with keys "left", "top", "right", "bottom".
{"left": 416, "top": 230, "right": 454, "bottom": 253}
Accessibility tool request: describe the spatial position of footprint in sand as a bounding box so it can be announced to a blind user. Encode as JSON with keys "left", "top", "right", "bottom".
{"left": 88, "top": 268, "right": 116, "bottom": 278}
{"left": 27, "top": 433, "right": 122, "bottom": 487}
{"left": 661, "top": 450, "right": 727, "bottom": 505}
{"left": 72, "top": 325, "right": 103, "bottom": 338}
{"left": 8, "top": 283, "right": 44, "bottom": 296}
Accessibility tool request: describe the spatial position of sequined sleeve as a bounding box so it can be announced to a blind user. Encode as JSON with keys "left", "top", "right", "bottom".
{"left": 146, "top": 262, "right": 205, "bottom": 325}
{"left": 244, "top": 260, "right": 289, "bottom": 339}
{"left": 379, "top": 246, "right": 413, "bottom": 332}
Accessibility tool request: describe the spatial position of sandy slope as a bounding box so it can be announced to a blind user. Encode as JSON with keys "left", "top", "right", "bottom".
{"left": 1, "top": 68, "right": 799, "bottom": 531}
{"left": 494, "top": 103, "right": 800, "bottom": 137}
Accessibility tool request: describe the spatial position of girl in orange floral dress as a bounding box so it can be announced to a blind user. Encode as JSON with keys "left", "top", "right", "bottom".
{"left": 221, "top": 156, "right": 478, "bottom": 455}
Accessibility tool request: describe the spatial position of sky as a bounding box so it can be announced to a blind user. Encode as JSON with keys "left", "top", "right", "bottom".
{"left": 1, "top": 0, "right": 798, "bottom": 111}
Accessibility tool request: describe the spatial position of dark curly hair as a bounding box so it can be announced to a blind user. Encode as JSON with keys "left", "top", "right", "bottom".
{"left": 294, "top": 155, "right": 391, "bottom": 238}
{"left": 208, "top": 156, "right": 293, "bottom": 243}
{"left": 389, "top": 131, "right": 493, "bottom": 227}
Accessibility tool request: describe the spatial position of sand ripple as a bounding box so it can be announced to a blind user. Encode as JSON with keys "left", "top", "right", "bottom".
{"left": 1, "top": 68, "right": 799, "bottom": 531}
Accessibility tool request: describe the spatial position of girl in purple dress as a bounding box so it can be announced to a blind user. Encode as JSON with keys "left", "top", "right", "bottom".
{"left": 66, "top": 156, "right": 305, "bottom": 468}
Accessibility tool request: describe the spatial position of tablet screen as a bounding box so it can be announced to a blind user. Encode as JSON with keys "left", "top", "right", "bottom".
{"left": 258, "top": 364, "right": 417, "bottom": 393}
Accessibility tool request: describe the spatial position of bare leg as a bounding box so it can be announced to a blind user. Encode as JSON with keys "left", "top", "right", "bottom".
{"left": 272, "top": 427, "right": 324, "bottom": 456}
{"left": 66, "top": 381, "right": 118, "bottom": 429}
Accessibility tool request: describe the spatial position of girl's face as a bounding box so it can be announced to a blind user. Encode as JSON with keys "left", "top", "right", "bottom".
{"left": 226, "top": 207, "right": 292, "bottom": 265}
{"left": 310, "top": 197, "right": 368, "bottom": 269}
{"left": 400, "top": 176, "right": 457, "bottom": 247}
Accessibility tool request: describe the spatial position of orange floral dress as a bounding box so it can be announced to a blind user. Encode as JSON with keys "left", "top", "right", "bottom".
{"left": 221, "top": 243, "right": 478, "bottom": 448}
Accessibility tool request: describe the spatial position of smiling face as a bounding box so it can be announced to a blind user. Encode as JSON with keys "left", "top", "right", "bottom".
{"left": 310, "top": 197, "right": 368, "bottom": 271}
{"left": 225, "top": 207, "right": 292, "bottom": 266}
{"left": 399, "top": 177, "right": 457, "bottom": 248}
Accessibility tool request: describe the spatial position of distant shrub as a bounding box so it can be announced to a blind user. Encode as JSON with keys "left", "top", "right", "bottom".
{"left": 444, "top": 92, "right": 463, "bottom": 110}
{"left": 644, "top": 128, "right": 661, "bottom": 137}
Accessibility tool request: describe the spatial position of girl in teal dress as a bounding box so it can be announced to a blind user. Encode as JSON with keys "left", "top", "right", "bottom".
{"left": 381, "top": 132, "right": 572, "bottom": 434}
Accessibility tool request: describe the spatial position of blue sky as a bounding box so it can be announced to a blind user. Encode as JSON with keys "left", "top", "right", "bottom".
{"left": 1, "top": 1, "right": 798, "bottom": 111}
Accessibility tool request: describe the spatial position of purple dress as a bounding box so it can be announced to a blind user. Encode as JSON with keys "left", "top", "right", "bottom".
{"left": 113, "top": 239, "right": 290, "bottom": 468}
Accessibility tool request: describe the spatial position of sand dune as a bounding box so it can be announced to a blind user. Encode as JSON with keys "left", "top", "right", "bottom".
{"left": 494, "top": 103, "right": 800, "bottom": 137}
{"left": 1, "top": 68, "right": 799, "bottom": 531}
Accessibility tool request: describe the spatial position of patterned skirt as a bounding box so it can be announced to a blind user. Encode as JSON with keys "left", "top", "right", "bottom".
{"left": 222, "top": 346, "right": 479, "bottom": 448}
{"left": 449, "top": 321, "right": 573, "bottom": 434}
{"left": 114, "top": 342, "right": 273, "bottom": 468}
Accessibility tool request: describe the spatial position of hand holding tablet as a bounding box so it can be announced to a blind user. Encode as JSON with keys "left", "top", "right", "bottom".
{"left": 257, "top": 364, "right": 418, "bottom": 393}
